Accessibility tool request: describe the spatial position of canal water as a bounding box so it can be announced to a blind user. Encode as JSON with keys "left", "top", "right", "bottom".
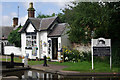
{"left": 2, "top": 70, "right": 120, "bottom": 80}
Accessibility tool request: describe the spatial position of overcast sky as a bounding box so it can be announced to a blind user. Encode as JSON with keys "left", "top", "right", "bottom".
{"left": 1, "top": 0, "right": 73, "bottom": 26}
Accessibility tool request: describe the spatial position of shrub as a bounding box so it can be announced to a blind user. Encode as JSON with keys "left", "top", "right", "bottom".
{"left": 62, "top": 46, "right": 92, "bottom": 62}
{"left": 83, "top": 51, "right": 91, "bottom": 61}
{"left": 62, "top": 46, "right": 80, "bottom": 62}
{"left": 112, "top": 45, "right": 120, "bottom": 66}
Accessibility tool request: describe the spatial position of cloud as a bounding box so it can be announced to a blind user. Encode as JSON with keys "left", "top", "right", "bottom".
{"left": 11, "top": 12, "right": 17, "bottom": 17}
{"left": 45, "top": 9, "right": 56, "bottom": 15}
{"left": 2, "top": 12, "right": 27, "bottom": 26}
{"left": 2, "top": 16, "right": 11, "bottom": 26}
{"left": 40, "top": 0, "right": 74, "bottom": 9}
{"left": 21, "top": 1, "right": 72, "bottom": 17}
{"left": 0, "top": 3, "right": 2, "bottom": 26}
{"left": 22, "top": 1, "right": 36, "bottom": 9}
{"left": 19, "top": 15, "right": 28, "bottom": 25}
{"left": 2, "top": 12, "right": 17, "bottom": 26}
{"left": 22, "top": 0, "right": 72, "bottom": 11}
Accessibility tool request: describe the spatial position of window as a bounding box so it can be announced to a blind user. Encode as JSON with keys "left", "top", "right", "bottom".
{"left": 26, "top": 34, "right": 36, "bottom": 47}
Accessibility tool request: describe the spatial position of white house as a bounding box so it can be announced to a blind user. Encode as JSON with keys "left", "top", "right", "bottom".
{"left": 0, "top": 17, "right": 22, "bottom": 56}
{"left": 19, "top": 2, "right": 71, "bottom": 59}
{"left": 0, "top": 26, "right": 14, "bottom": 55}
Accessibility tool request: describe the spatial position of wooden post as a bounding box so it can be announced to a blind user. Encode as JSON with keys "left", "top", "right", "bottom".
{"left": 43, "top": 56, "right": 47, "bottom": 66}
{"left": 1, "top": 42, "right": 4, "bottom": 55}
{"left": 10, "top": 53, "right": 14, "bottom": 68}
{"left": 11, "top": 53, "right": 14, "bottom": 63}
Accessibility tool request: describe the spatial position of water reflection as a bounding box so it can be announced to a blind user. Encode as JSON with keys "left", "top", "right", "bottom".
{"left": 2, "top": 70, "right": 120, "bottom": 80}
{"left": 22, "top": 70, "right": 62, "bottom": 80}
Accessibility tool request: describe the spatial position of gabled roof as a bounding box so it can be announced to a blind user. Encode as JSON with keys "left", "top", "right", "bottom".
{"left": 40, "top": 16, "right": 58, "bottom": 30}
{"left": 18, "top": 18, "right": 41, "bottom": 33}
{"left": 29, "top": 18, "right": 41, "bottom": 30}
{"left": 19, "top": 16, "right": 59, "bottom": 33}
{"left": 48, "top": 23, "right": 67, "bottom": 37}
{"left": 0, "top": 26, "right": 14, "bottom": 40}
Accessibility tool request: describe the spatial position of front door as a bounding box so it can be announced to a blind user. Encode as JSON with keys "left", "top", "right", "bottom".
{"left": 52, "top": 38, "right": 58, "bottom": 59}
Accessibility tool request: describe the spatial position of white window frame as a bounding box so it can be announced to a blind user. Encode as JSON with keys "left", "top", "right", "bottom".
{"left": 26, "top": 34, "right": 37, "bottom": 47}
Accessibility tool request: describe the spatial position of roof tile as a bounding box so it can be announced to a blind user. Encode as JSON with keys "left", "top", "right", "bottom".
{"left": 0, "top": 26, "right": 13, "bottom": 39}
{"left": 48, "top": 23, "right": 67, "bottom": 37}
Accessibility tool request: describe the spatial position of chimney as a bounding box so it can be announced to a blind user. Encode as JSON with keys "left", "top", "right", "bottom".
{"left": 13, "top": 17, "right": 18, "bottom": 27}
{"left": 27, "top": 2, "right": 35, "bottom": 18}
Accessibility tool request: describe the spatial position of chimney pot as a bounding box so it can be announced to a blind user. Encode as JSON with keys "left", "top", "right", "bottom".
{"left": 27, "top": 2, "right": 35, "bottom": 18}
{"left": 29, "top": 2, "right": 33, "bottom": 8}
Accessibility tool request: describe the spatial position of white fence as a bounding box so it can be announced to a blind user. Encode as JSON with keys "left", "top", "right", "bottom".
{"left": 4, "top": 46, "right": 22, "bottom": 56}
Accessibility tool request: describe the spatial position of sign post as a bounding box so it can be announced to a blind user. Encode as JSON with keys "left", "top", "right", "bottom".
{"left": 110, "top": 39, "right": 112, "bottom": 69}
{"left": 91, "top": 38, "right": 111, "bottom": 70}
{"left": 91, "top": 39, "right": 94, "bottom": 70}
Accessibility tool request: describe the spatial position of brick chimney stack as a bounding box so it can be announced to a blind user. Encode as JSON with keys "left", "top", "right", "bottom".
{"left": 13, "top": 17, "right": 18, "bottom": 27}
{"left": 27, "top": 2, "right": 35, "bottom": 18}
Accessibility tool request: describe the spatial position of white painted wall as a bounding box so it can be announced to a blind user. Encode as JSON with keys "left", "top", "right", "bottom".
{"left": 39, "top": 31, "right": 48, "bottom": 59}
{"left": 25, "top": 49, "right": 37, "bottom": 59}
{"left": 21, "top": 33, "right": 26, "bottom": 56}
{"left": 0, "top": 40, "right": 14, "bottom": 54}
{"left": 58, "top": 37, "right": 61, "bottom": 49}
{"left": 21, "top": 22, "right": 71, "bottom": 59}
{"left": 21, "top": 23, "right": 39, "bottom": 59}
{"left": 26, "top": 23, "right": 35, "bottom": 32}
{"left": 36, "top": 32, "right": 40, "bottom": 58}
{"left": 4, "top": 46, "right": 22, "bottom": 56}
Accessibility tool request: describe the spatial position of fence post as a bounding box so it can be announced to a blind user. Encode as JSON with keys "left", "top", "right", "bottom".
{"left": 10, "top": 53, "right": 14, "bottom": 68}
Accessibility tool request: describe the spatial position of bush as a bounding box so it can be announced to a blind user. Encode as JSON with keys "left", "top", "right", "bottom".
{"left": 62, "top": 46, "right": 92, "bottom": 62}
{"left": 71, "top": 49, "right": 80, "bottom": 62}
{"left": 62, "top": 46, "right": 91, "bottom": 62}
{"left": 62, "top": 46, "right": 80, "bottom": 62}
{"left": 112, "top": 45, "right": 120, "bottom": 66}
{"left": 82, "top": 51, "right": 91, "bottom": 61}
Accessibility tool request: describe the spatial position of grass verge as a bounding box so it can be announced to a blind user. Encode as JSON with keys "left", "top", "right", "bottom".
{"left": 1, "top": 57, "right": 22, "bottom": 63}
{"left": 1, "top": 57, "right": 119, "bottom": 73}
{"left": 28, "top": 60, "right": 120, "bottom": 73}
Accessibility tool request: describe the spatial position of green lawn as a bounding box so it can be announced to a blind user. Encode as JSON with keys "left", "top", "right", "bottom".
{"left": 1, "top": 57, "right": 119, "bottom": 73}
{"left": 1, "top": 57, "right": 22, "bottom": 63}
{"left": 28, "top": 60, "right": 44, "bottom": 65}
{"left": 28, "top": 60, "right": 120, "bottom": 73}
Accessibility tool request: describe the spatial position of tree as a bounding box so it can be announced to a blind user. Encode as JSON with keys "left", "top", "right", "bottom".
{"left": 61, "top": 2, "right": 120, "bottom": 44}
{"left": 37, "top": 13, "right": 56, "bottom": 18}
{"left": 57, "top": 13, "right": 65, "bottom": 23}
{"left": 62, "top": 1, "right": 120, "bottom": 65}
{"left": 37, "top": 12, "right": 66, "bottom": 23}
{"left": 8, "top": 26, "right": 22, "bottom": 47}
